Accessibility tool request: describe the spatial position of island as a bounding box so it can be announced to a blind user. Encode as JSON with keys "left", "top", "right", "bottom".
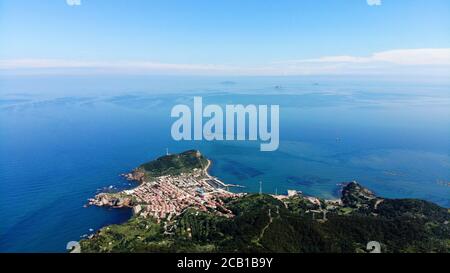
{"left": 81, "top": 150, "right": 450, "bottom": 253}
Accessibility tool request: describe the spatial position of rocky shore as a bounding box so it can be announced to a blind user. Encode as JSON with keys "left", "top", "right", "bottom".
{"left": 88, "top": 193, "right": 135, "bottom": 208}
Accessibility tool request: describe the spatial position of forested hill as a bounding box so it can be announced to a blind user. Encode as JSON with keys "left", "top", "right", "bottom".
{"left": 138, "top": 150, "right": 208, "bottom": 178}
{"left": 81, "top": 181, "right": 450, "bottom": 253}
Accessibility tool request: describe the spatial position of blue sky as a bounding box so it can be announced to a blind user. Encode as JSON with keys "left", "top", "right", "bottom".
{"left": 0, "top": 0, "right": 449, "bottom": 75}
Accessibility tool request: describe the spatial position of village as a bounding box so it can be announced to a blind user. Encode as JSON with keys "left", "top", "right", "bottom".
{"left": 123, "top": 170, "right": 237, "bottom": 220}
{"left": 88, "top": 161, "right": 238, "bottom": 222}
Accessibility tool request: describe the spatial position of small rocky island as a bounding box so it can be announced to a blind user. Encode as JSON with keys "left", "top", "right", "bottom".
{"left": 81, "top": 150, "right": 450, "bottom": 253}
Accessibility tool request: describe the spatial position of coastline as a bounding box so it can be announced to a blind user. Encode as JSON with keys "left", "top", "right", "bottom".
{"left": 88, "top": 150, "right": 238, "bottom": 220}
{"left": 81, "top": 150, "right": 450, "bottom": 253}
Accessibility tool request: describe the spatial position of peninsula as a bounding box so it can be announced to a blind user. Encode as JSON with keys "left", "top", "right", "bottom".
{"left": 82, "top": 150, "right": 450, "bottom": 253}
{"left": 88, "top": 150, "right": 237, "bottom": 220}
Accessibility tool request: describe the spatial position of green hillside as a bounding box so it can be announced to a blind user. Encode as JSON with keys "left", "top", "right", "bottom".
{"left": 138, "top": 150, "right": 208, "bottom": 178}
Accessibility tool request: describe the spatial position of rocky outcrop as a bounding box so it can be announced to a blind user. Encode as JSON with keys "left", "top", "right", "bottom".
{"left": 341, "top": 181, "right": 382, "bottom": 210}
{"left": 88, "top": 193, "right": 135, "bottom": 208}
{"left": 122, "top": 169, "right": 146, "bottom": 183}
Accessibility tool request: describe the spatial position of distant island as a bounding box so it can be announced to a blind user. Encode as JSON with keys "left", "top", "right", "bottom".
{"left": 81, "top": 150, "right": 450, "bottom": 253}
{"left": 220, "top": 81, "right": 237, "bottom": 85}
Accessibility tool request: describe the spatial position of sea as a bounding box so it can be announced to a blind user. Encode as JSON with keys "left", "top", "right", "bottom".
{"left": 0, "top": 75, "right": 449, "bottom": 252}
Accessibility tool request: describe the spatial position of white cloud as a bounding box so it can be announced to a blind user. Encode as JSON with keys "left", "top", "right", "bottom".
{"left": 0, "top": 59, "right": 241, "bottom": 75}
{"left": 367, "top": 0, "right": 382, "bottom": 6}
{"left": 294, "top": 49, "right": 450, "bottom": 66}
{"left": 371, "top": 49, "right": 450, "bottom": 65}
{"left": 66, "top": 0, "right": 81, "bottom": 6}
{"left": 1, "top": 48, "right": 449, "bottom": 76}
{"left": 273, "top": 48, "right": 450, "bottom": 76}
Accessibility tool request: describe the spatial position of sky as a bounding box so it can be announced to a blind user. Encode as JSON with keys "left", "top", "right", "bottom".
{"left": 0, "top": 0, "right": 449, "bottom": 76}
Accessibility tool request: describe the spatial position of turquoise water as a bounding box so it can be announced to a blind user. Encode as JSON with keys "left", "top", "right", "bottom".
{"left": 0, "top": 76, "right": 449, "bottom": 252}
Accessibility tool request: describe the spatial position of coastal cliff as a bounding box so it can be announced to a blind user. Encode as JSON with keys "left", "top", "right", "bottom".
{"left": 81, "top": 150, "right": 450, "bottom": 253}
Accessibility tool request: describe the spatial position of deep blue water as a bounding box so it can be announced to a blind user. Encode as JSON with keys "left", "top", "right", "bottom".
{"left": 1, "top": 75, "right": 449, "bottom": 252}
